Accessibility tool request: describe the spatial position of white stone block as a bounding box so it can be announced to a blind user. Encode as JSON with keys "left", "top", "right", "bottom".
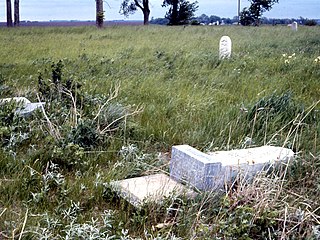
{"left": 0, "top": 97, "right": 45, "bottom": 117}
{"left": 219, "top": 36, "right": 232, "bottom": 59}
{"left": 111, "top": 173, "right": 196, "bottom": 208}
{"left": 170, "top": 145, "right": 222, "bottom": 190}
{"left": 170, "top": 145, "right": 294, "bottom": 191}
{"left": 0, "top": 97, "right": 31, "bottom": 106}
{"left": 291, "top": 21, "right": 298, "bottom": 31}
{"left": 17, "top": 102, "right": 45, "bottom": 116}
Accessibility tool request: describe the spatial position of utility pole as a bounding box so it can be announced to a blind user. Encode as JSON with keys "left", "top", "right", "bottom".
{"left": 238, "top": 0, "right": 241, "bottom": 24}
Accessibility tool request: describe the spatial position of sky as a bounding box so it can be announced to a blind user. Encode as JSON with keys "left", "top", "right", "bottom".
{"left": 0, "top": 0, "right": 319, "bottom": 22}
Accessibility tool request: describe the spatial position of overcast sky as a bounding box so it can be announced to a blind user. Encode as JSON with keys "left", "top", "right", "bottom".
{"left": 0, "top": 0, "right": 319, "bottom": 22}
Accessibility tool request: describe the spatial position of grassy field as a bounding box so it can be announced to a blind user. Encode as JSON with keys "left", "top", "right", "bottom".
{"left": 0, "top": 25, "right": 319, "bottom": 239}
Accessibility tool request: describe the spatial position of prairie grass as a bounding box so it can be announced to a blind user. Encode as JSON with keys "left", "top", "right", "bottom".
{"left": 0, "top": 25, "right": 319, "bottom": 239}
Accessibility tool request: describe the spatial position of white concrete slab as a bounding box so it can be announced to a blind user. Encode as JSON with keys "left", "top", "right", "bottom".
{"left": 111, "top": 173, "right": 196, "bottom": 208}
{"left": 170, "top": 145, "right": 294, "bottom": 191}
{"left": 208, "top": 146, "right": 294, "bottom": 166}
{"left": 0, "top": 97, "right": 31, "bottom": 106}
{"left": 0, "top": 97, "right": 45, "bottom": 117}
{"left": 16, "top": 102, "right": 45, "bottom": 116}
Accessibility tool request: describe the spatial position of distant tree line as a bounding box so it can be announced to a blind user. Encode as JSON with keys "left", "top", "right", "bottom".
{"left": 151, "top": 13, "right": 318, "bottom": 26}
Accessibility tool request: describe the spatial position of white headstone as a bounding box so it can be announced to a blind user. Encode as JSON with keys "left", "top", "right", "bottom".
{"left": 170, "top": 145, "right": 294, "bottom": 191}
{"left": 291, "top": 21, "right": 298, "bottom": 31}
{"left": 0, "top": 97, "right": 45, "bottom": 117}
{"left": 0, "top": 97, "right": 31, "bottom": 106}
{"left": 219, "top": 36, "right": 232, "bottom": 59}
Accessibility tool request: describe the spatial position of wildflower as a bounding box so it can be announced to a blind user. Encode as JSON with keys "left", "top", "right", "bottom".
{"left": 283, "top": 53, "right": 296, "bottom": 64}
{"left": 288, "top": 53, "right": 296, "bottom": 59}
{"left": 314, "top": 56, "right": 320, "bottom": 63}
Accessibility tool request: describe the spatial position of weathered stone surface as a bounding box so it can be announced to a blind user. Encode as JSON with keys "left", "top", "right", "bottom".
{"left": 219, "top": 36, "right": 232, "bottom": 59}
{"left": 111, "top": 173, "right": 196, "bottom": 208}
{"left": 170, "top": 145, "right": 294, "bottom": 191}
{"left": 170, "top": 145, "right": 222, "bottom": 190}
{"left": 0, "top": 97, "right": 45, "bottom": 116}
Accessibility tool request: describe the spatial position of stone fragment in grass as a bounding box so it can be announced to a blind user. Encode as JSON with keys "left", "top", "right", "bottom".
{"left": 111, "top": 173, "right": 196, "bottom": 208}
{"left": 16, "top": 102, "right": 45, "bottom": 116}
{"left": 219, "top": 36, "right": 232, "bottom": 59}
{"left": 170, "top": 145, "right": 294, "bottom": 191}
{"left": 0, "top": 97, "right": 45, "bottom": 117}
{"left": 0, "top": 97, "right": 31, "bottom": 106}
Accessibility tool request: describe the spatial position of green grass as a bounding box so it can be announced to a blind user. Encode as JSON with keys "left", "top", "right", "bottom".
{"left": 0, "top": 25, "right": 320, "bottom": 239}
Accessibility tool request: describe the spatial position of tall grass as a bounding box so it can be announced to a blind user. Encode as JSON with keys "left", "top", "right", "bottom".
{"left": 0, "top": 25, "right": 319, "bottom": 239}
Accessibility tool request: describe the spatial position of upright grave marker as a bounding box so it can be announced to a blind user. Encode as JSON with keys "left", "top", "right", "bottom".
{"left": 291, "top": 21, "right": 298, "bottom": 31}
{"left": 219, "top": 36, "right": 232, "bottom": 59}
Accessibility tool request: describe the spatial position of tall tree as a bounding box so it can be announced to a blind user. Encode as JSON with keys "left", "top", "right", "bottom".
{"left": 96, "top": 0, "right": 104, "bottom": 28}
{"left": 14, "top": 0, "right": 19, "bottom": 26}
{"left": 162, "top": 0, "right": 198, "bottom": 25}
{"left": 6, "top": 0, "right": 13, "bottom": 27}
{"left": 120, "top": 0, "right": 150, "bottom": 25}
{"left": 240, "top": 0, "right": 279, "bottom": 26}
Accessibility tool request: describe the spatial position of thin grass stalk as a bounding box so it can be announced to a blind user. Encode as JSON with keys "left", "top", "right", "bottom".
{"left": 18, "top": 208, "right": 28, "bottom": 240}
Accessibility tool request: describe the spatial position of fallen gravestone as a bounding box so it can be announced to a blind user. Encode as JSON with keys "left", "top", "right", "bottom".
{"left": 112, "top": 145, "right": 294, "bottom": 207}
{"left": 170, "top": 145, "right": 294, "bottom": 191}
{"left": 111, "top": 173, "right": 196, "bottom": 208}
{"left": 0, "top": 97, "right": 45, "bottom": 117}
{"left": 219, "top": 36, "right": 232, "bottom": 59}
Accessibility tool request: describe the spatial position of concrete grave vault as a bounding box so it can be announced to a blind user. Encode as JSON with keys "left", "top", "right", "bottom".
{"left": 112, "top": 145, "right": 294, "bottom": 207}
{"left": 170, "top": 145, "right": 295, "bottom": 191}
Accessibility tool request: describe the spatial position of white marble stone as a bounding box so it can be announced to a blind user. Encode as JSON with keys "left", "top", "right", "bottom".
{"left": 0, "top": 97, "right": 31, "bottom": 106}
{"left": 111, "top": 173, "right": 196, "bottom": 208}
{"left": 291, "top": 21, "right": 298, "bottom": 31}
{"left": 170, "top": 145, "right": 294, "bottom": 191}
{"left": 0, "top": 97, "right": 45, "bottom": 117}
{"left": 219, "top": 36, "right": 232, "bottom": 59}
{"left": 17, "top": 102, "right": 45, "bottom": 116}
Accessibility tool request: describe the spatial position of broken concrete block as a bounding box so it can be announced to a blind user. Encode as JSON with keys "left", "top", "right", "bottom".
{"left": 111, "top": 173, "right": 196, "bottom": 208}
{"left": 0, "top": 97, "right": 45, "bottom": 117}
{"left": 170, "top": 145, "right": 222, "bottom": 190}
{"left": 16, "top": 102, "right": 45, "bottom": 116}
{"left": 0, "top": 97, "right": 31, "bottom": 106}
{"left": 170, "top": 145, "right": 294, "bottom": 191}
